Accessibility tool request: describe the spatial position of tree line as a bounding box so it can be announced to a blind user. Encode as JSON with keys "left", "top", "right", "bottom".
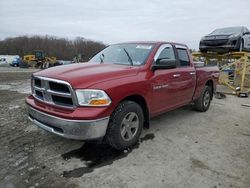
{"left": 0, "top": 35, "right": 106, "bottom": 61}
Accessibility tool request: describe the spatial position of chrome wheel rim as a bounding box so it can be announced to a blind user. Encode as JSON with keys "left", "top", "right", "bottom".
{"left": 204, "top": 91, "right": 210, "bottom": 107}
{"left": 120, "top": 112, "right": 139, "bottom": 141}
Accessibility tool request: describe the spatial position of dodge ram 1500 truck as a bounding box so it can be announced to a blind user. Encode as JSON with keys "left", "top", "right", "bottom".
{"left": 26, "top": 42, "right": 219, "bottom": 150}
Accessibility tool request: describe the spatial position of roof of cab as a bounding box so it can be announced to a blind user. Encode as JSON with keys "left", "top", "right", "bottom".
{"left": 114, "top": 41, "right": 188, "bottom": 48}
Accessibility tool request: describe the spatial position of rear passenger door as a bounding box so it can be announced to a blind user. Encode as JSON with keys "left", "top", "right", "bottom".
{"left": 174, "top": 45, "right": 196, "bottom": 105}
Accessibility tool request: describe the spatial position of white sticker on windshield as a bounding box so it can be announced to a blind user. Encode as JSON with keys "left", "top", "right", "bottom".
{"left": 136, "top": 45, "right": 152, "bottom": 50}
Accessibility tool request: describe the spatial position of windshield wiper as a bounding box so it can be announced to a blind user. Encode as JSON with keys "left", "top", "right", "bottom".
{"left": 100, "top": 53, "right": 105, "bottom": 64}
{"left": 123, "top": 48, "right": 133, "bottom": 66}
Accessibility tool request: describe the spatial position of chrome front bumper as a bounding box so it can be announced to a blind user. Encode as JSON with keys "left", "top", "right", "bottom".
{"left": 27, "top": 106, "right": 110, "bottom": 140}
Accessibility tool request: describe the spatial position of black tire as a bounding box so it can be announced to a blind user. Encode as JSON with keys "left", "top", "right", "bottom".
{"left": 105, "top": 101, "right": 144, "bottom": 150}
{"left": 194, "top": 85, "right": 212, "bottom": 112}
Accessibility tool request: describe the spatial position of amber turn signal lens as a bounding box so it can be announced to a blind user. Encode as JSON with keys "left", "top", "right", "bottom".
{"left": 89, "top": 99, "right": 110, "bottom": 106}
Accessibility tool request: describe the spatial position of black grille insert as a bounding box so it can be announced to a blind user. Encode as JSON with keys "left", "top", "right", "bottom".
{"left": 35, "top": 90, "right": 43, "bottom": 99}
{"left": 34, "top": 79, "right": 41, "bottom": 87}
{"left": 49, "top": 82, "right": 70, "bottom": 93}
{"left": 204, "top": 39, "right": 228, "bottom": 46}
{"left": 52, "top": 95, "right": 73, "bottom": 106}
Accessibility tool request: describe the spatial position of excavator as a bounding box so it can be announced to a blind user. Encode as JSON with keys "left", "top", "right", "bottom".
{"left": 21, "top": 50, "right": 56, "bottom": 69}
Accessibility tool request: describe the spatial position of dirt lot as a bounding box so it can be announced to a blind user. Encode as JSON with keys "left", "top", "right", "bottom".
{"left": 0, "top": 67, "right": 250, "bottom": 188}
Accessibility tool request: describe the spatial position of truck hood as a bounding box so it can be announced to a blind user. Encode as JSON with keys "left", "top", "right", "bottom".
{"left": 34, "top": 63, "right": 139, "bottom": 89}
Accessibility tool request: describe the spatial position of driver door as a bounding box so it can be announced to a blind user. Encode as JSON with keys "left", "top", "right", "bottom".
{"left": 150, "top": 44, "right": 182, "bottom": 115}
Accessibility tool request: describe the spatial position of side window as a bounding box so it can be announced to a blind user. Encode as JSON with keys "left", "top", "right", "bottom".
{"left": 157, "top": 46, "right": 175, "bottom": 61}
{"left": 177, "top": 48, "right": 190, "bottom": 67}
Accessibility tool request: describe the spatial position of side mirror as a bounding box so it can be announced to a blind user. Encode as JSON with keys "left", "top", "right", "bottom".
{"left": 152, "top": 59, "right": 177, "bottom": 71}
{"left": 243, "top": 31, "right": 250, "bottom": 35}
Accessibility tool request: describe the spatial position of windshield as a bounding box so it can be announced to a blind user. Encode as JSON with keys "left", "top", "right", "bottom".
{"left": 211, "top": 27, "right": 242, "bottom": 35}
{"left": 89, "top": 43, "right": 155, "bottom": 66}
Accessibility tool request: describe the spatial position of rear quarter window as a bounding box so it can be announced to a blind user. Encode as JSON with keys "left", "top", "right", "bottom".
{"left": 177, "top": 48, "right": 190, "bottom": 67}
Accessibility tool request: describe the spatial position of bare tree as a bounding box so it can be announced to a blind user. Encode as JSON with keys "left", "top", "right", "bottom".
{"left": 0, "top": 35, "right": 106, "bottom": 61}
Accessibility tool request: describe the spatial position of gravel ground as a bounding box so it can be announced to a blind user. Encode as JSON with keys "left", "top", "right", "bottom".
{"left": 0, "top": 67, "right": 250, "bottom": 188}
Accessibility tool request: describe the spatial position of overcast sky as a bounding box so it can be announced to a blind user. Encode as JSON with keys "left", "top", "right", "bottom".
{"left": 0, "top": 0, "right": 250, "bottom": 49}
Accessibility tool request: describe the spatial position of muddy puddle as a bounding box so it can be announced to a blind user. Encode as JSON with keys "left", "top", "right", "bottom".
{"left": 61, "top": 133, "right": 155, "bottom": 178}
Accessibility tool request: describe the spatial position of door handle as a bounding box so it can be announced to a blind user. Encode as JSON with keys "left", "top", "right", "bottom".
{"left": 190, "top": 72, "right": 196, "bottom": 75}
{"left": 173, "top": 74, "right": 180, "bottom": 78}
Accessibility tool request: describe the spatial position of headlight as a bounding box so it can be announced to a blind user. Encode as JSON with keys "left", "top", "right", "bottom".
{"left": 75, "top": 89, "right": 111, "bottom": 106}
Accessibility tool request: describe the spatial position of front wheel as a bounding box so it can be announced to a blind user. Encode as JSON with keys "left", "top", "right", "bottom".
{"left": 194, "top": 86, "right": 212, "bottom": 112}
{"left": 105, "top": 101, "right": 144, "bottom": 150}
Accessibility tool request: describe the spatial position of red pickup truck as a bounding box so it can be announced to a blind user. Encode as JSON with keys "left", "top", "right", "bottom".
{"left": 26, "top": 42, "right": 219, "bottom": 150}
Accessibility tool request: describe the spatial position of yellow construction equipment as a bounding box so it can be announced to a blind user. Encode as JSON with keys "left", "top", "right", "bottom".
{"left": 22, "top": 50, "right": 56, "bottom": 69}
{"left": 192, "top": 51, "right": 250, "bottom": 97}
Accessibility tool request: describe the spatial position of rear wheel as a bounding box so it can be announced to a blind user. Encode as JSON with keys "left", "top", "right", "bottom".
{"left": 105, "top": 101, "right": 144, "bottom": 150}
{"left": 194, "top": 85, "right": 212, "bottom": 112}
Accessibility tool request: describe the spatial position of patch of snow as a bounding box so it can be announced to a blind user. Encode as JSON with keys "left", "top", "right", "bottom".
{"left": 9, "top": 105, "right": 20, "bottom": 110}
{"left": 0, "top": 80, "right": 31, "bottom": 94}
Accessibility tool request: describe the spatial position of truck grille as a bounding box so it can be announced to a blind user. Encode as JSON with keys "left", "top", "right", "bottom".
{"left": 32, "top": 76, "right": 76, "bottom": 108}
